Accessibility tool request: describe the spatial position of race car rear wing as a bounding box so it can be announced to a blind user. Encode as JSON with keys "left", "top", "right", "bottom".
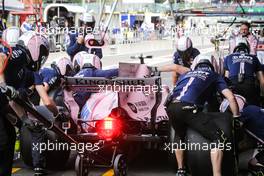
{"left": 64, "top": 76, "right": 162, "bottom": 93}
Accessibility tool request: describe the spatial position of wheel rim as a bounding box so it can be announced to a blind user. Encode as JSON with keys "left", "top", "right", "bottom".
{"left": 118, "top": 157, "right": 127, "bottom": 175}
{"left": 75, "top": 155, "right": 81, "bottom": 175}
{"left": 75, "top": 155, "right": 89, "bottom": 176}
{"left": 114, "top": 154, "right": 127, "bottom": 176}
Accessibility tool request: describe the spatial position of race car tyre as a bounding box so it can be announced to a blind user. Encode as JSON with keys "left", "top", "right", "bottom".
{"left": 167, "top": 126, "right": 177, "bottom": 172}
{"left": 20, "top": 126, "right": 71, "bottom": 169}
{"left": 45, "top": 130, "right": 71, "bottom": 169}
{"left": 20, "top": 106, "right": 71, "bottom": 169}
{"left": 186, "top": 114, "right": 235, "bottom": 176}
{"left": 75, "top": 155, "right": 89, "bottom": 176}
{"left": 20, "top": 125, "right": 33, "bottom": 167}
{"left": 114, "top": 154, "right": 128, "bottom": 176}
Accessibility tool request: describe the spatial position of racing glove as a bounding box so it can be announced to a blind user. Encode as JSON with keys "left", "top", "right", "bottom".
{"left": 0, "top": 85, "right": 19, "bottom": 100}
{"left": 22, "top": 116, "right": 37, "bottom": 130}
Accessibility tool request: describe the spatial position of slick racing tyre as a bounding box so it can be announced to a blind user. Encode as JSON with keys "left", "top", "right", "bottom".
{"left": 186, "top": 113, "right": 235, "bottom": 176}
{"left": 20, "top": 106, "right": 70, "bottom": 169}
{"left": 20, "top": 125, "right": 33, "bottom": 167}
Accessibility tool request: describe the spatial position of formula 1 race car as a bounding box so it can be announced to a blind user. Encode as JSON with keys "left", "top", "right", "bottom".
{"left": 17, "top": 56, "right": 171, "bottom": 176}
{"left": 9, "top": 56, "right": 259, "bottom": 176}
{"left": 66, "top": 60, "right": 171, "bottom": 175}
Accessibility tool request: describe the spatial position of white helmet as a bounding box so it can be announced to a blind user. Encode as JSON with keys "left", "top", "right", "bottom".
{"left": 191, "top": 55, "right": 218, "bottom": 72}
{"left": 2, "top": 27, "right": 21, "bottom": 47}
{"left": 79, "top": 13, "right": 96, "bottom": 29}
{"left": 52, "top": 57, "right": 74, "bottom": 76}
{"left": 17, "top": 31, "right": 49, "bottom": 71}
{"left": 73, "top": 51, "right": 101, "bottom": 72}
{"left": 220, "top": 94, "right": 246, "bottom": 113}
{"left": 176, "top": 36, "right": 193, "bottom": 52}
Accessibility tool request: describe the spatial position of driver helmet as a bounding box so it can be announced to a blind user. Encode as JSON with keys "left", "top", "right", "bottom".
{"left": 2, "top": 26, "right": 21, "bottom": 47}
{"left": 220, "top": 94, "right": 246, "bottom": 113}
{"left": 192, "top": 54, "right": 218, "bottom": 72}
{"left": 73, "top": 51, "right": 101, "bottom": 72}
{"left": 17, "top": 31, "right": 49, "bottom": 71}
{"left": 51, "top": 57, "right": 74, "bottom": 77}
{"left": 233, "top": 37, "right": 250, "bottom": 54}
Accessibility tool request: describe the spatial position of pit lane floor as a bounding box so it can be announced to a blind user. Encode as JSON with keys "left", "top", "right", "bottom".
{"left": 12, "top": 150, "right": 177, "bottom": 176}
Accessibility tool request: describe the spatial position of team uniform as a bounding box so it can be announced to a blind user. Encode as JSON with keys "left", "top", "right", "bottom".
{"left": 173, "top": 48, "right": 200, "bottom": 67}
{"left": 39, "top": 67, "right": 60, "bottom": 90}
{"left": 3, "top": 46, "right": 48, "bottom": 170}
{"left": 67, "top": 33, "right": 103, "bottom": 59}
{"left": 0, "top": 91, "right": 15, "bottom": 176}
{"left": 74, "top": 68, "right": 118, "bottom": 108}
{"left": 0, "top": 46, "right": 44, "bottom": 174}
{"left": 167, "top": 66, "right": 229, "bottom": 145}
{"left": 239, "top": 105, "right": 264, "bottom": 170}
{"left": 224, "top": 52, "right": 262, "bottom": 105}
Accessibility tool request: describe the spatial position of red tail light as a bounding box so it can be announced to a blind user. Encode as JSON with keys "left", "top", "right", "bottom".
{"left": 96, "top": 117, "right": 122, "bottom": 140}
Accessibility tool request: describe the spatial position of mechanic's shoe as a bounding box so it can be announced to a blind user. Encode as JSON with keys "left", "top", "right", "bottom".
{"left": 34, "top": 168, "right": 47, "bottom": 176}
{"left": 248, "top": 162, "right": 264, "bottom": 176}
{"left": 176, "top": 168, "right": 187, "bottom": 176}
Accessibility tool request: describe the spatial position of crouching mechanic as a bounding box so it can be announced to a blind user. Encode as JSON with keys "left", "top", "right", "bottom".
{"left": 220, "top": 97, "right": 264, "bottom": 175}
{"left": 242, "top": 106, "right": 264, "bottom": 175}
{"left": 0, "top": 52, "right": 17, "bottom": 176}
{"left": 154, "top": 55, "right": 240, "bottom": 176}
{"left": 2, "top": 31, "right": 67, "bottom": 175}
{"left": 27, "top": 57, "right": 74, "bottom": 175}
{"left": 73, "top": 51, "right": 118, "bottom": 108}
{"left": 224, "top": 38, "right": 264, "bottom": 105}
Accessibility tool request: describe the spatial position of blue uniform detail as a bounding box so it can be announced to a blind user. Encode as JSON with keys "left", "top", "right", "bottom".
{"left": 39, "top": 68, "right": 59, "bottom": 86}
{"left": 74, "top": 68, "right": 118, "bottom": 108}
{"left": 173, "top": 48, "right": 200, "bottom": 67}
{"left": 224, "top": 53, "right": 262, "bottom": 80}
{"left": 67, "top": 33, "right": 103, "bottom": 59}
{"left": 172, "top": 67, "right": 227, "bottom": 106}
{"left": 241, "top": 105, "right": 264, "bottom": 140}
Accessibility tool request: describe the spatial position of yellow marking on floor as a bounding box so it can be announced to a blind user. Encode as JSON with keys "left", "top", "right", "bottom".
{"left": 12, "top": 168, "right": 21, "bottom": 174}
{"left": 102, "top": 169, "right": 114, "bottom": 176}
